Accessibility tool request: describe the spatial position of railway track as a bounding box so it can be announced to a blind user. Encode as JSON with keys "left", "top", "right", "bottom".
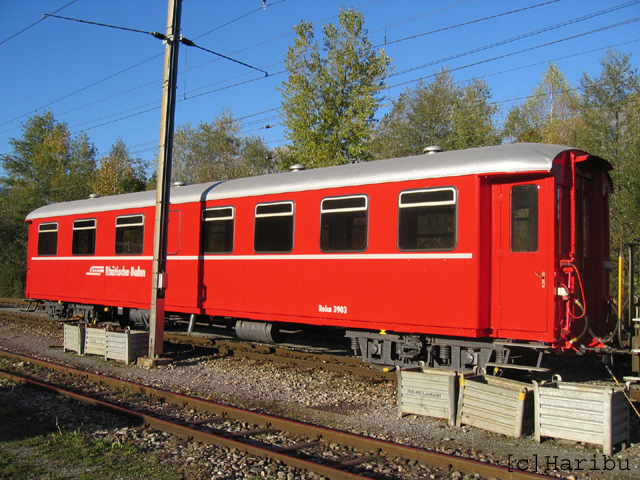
{"left": 165, "top": 332, "right": 396, "bottom": 381}
{"left": 0, "top": 301, "right": 396, "bottom": 381}
{"left": 0, "top": 350, "right": 553, "bottom": 480}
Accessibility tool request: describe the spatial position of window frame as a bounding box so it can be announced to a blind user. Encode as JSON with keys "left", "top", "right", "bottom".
{"left": 319, "top": 194, "right": 369, "bottom": 252}
{"left": 397, "top": 187, "right": 458, "bottom": 252}
{"left": 254, "top": 201, "right": 295, "bottom": 253}
{"left": 72, "top": 218, "right": 97, "bottom": 256}
{"left": 115, "top": 214, "right": 145, "bottom": 255}
{"left": 201, "top": 206, "right": 235, "bottom": 254}
{"left": 37, "top": 222, "right": 58, "bottom": 256}
{"left": 510, "top": 184, "right": 539, "bottom": 253}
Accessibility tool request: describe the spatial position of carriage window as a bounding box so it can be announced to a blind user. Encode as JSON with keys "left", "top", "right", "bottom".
{"left": 583, "top": 191, "right": 590, "bottom": 258}
{"left": 254, "top": 202, "right": 294, "bottom": 253}
{"left": 398, "top": 188, "right": 457, "bottom": 251}
{"left": 72, "top": 219, "right": 96, "bottom": 255}
{"left": 320, "top": 195, "right": 368, "bottom": 252}
{"left": 115, "top": 215, "right": 144, "bottom": 255}
{"left": 511, "top": 185, "right": 538, "bottom": 252}
{"left": 202, "top": 207, "right": 234, "bottom": 254}
{"left": 38, "top": 223, "right": 58, "bottom": 256}
{"left": 556, "top": 186, "right": 569, "bottom": 255}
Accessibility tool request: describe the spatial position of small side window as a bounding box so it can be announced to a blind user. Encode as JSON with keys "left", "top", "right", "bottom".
{"left": 202, "top": 207, "right": 234, "bottom": 254}
{"left": 115, "top": 215, "right": 144, "bottom": 255}
{"left": 320, "top": 195, "right": 368, "bottom": 252}
{"left": 72, "top": 219, "right": 96, "bottom": 255}
{"left": 254, "top": 202, "right": 294, "bottom": 253}
{"left": 398, "top": 188, "right": 457, "bottom": 251}
{"left": 38, "top": 223, "right": 58, "bottom": 256}
{"left": 511, "top": 185, "right": 538, "bottom": 252}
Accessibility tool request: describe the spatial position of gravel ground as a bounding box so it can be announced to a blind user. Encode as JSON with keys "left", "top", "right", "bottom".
{"left": 1, "top": 305, "right": 639, "bottom": 479}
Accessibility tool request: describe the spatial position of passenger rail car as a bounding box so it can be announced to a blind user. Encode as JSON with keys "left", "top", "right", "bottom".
{"left": 25, "top": 143, "right": 616, "bottom": 371}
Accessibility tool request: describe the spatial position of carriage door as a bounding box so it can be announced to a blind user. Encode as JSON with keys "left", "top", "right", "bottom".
{"left": 492, "top": 178, "right": 550, "bottom": 334}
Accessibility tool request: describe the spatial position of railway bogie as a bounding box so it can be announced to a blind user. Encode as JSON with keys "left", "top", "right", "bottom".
{"left": 25, "top": 143, "right": 635, "bottom": 372}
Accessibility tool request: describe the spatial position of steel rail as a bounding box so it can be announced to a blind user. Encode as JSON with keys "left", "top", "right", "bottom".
{"left": 165, "top": 332, "right": 397, "bottom": 380}
{"left": 0, "top": 350, "right": 553, "bottom": 480}
{"left": 0, "top": 369, "right": 369, "bottom": 480}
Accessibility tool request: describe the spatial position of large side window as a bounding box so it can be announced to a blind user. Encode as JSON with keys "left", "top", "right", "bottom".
{"left": 202, "top": 206, "right": 234, "bottom": 254}
{"left": 254, "top": 201, "right": 294, "bottom": 253}
{"left": 72, "top": 219, "right": 96, "bottom": 255}
{"left": 320, "top": 195, "right": 368, "bottom": 252}
{"left": 38, "top": 222, "right": 58, "bottom": 256}
{"left": 115, "top": 215, "right": 144, "bottom": 255}
{"left": 511, "top": 185, "right": 538, "bottom": 252}
{"left": 398, "top": 188, "right": 457, "bottom": 251}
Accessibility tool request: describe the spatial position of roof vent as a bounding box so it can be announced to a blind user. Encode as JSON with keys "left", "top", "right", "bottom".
{"left": 423, "top": 146, "right": 443, "bottom": 154}
{"left": 290, "top": 164, "right": 306, "bottom": 172}
{"left": 89, "top": 193, "right": 100, "bottom": 199}
{"left": 172, "top": 181, "right": 187, "bottom": 187}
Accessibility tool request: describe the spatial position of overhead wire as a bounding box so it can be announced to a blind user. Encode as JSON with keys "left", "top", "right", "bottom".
{"left": 65, "top": 2, "right": 568, "bottom": 134}
{"left": 1, "top": 0, "right": 287, "bottom": 133}
{"left": 0, "top": 0, "right": 78, "bottom": 46}
{"left": 1, "top": 0, "right": 549, "bottom": 136}
{"left": 238, "top": 36, "right": 640, "bottom": 144}
{"left": 377, "top": 0, "right": 561, "bottom": 47}
{"left": 85, "top": 12, "right": 640, "bottom": 148}
{"left": 2, "top": 0, "right": 638, "bottom": 154}
{"left": 390, "top": 1, "right": 640, "bottom": 78}
{"left": 112, "top": 2, "right": 640, "bottom": 132}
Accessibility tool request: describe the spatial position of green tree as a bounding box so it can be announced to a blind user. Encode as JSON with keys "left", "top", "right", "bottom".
{"left": 575, "top": 51, "right": 640, "bottom": 253}
{"left": 172, "top": 109, "right": 273, "bottom": 184}
{"left": 503, "top": 63, "right": 580, "bottom": 145}
{"left": 91, "top": 137, "right": 149, "bottom": 197}
{"left": 576, "top": 50, "right": 639, "bottom": 159}
{"left": 372, "top": 68, "right": 500, "bottom": 158}
{"left": 279, "top": 7, "right": 391, "bottom": 168}
{"left": 1, "top": 112, "right": 96, "bottom": 208}
{"left": 0, "top": 186, "right": 31, "bottom": 296}
{"left": 0, "top": 111, "right": 97, "bottom": 296}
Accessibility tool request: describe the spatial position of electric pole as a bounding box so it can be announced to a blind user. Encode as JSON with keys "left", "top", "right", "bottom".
{"left": 149, "top": 0, "right": 183, "bottom": 357}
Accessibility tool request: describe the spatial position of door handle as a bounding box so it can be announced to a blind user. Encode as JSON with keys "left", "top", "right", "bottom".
{"left": 534, "top": 271, "right": 545, "bottom": 288}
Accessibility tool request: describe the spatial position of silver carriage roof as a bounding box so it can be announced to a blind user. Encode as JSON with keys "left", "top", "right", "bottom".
{"left": 25, "top": 143, "right": 579, "bottom": 221}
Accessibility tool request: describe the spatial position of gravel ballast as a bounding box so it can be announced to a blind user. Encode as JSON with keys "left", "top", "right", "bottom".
{"left": 1, "top": 306, "right": 639, "bottom": 479}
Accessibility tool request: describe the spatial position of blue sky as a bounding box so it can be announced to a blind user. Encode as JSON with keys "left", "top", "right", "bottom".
{"left": 1, "top": 0, "right": 639, "bottom": 175}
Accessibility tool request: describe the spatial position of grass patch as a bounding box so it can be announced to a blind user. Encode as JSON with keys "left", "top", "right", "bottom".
{"left": 1, "top": 430, "right": 184, "bottom": 480}
{"left": 0, "top": 384, "right": 185, "bottom": 479}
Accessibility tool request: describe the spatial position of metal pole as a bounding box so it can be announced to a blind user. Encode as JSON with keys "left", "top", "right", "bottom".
{"left": 149, "top": 0, "right": 182, "bottom": 357}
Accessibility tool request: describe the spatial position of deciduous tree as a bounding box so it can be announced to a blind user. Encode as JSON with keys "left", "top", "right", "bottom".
{"left": 372, "top": 69, "right": 500, "bottom": 158}
{"left": 279, "top": 8, "right": 391, "bottom": 168}
{"left": 503, "top": 63, "right": 580, "bottom": 145}
{"left": 91, "top": 137, "right": 149, "bottom": 197}
{"left": 171, "top": 109, "right": 273, "bottom": 184}
{"left": 575, "top": 51, "right": 640, "bottom": 253}
{"left": 1, "top": 111, "right": 96, "bottom": 208}
{"left": 0, "top": 111, "right": 97, "bottom": 296}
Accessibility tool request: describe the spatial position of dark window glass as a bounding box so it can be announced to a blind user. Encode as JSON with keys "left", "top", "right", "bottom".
{"left": 320, "top": 196, "right": 368, "bottom": 252}
{"left": 72, "top": 219, "right": 96, "bottom": 255}
{"left": 254, "top": 202, "right": 294, "bottom": 253}
{"left": 511, "top": 185, "right": 538, "bottom": 252}
{"left": 556, "top": 185, "right": 570, "bottom": 255}
{"left": 582, "top": 191, "right": 589, "bottom": 258}
{"left": 115, "top": 215, "right": 144, "bottom": 255}
{"left": 202, "top": 207, "right": 234, "bottom": 253}
{"left": 398, "top": 188, "right": 457, "bottom": 251}
{"left": 38, "top": 223, "right": 58, "bottom": 256}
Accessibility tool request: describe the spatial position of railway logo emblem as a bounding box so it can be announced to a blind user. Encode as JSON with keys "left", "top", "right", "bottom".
{"left": 85, "top": 265, "right": 146, "bottom": 277}
{"left": 86, "top": 266, "right": 104, "bottom": 276}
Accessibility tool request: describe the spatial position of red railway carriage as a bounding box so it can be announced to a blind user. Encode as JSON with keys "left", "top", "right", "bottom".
{"left": 25, "top": 143, "right": 613, "bottom": 371}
